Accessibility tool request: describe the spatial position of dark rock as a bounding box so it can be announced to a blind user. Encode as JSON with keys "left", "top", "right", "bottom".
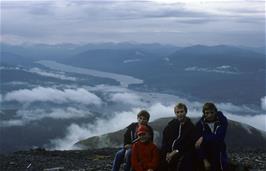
{"left": 0, "top": 148, "right": 265, "bottom": 171}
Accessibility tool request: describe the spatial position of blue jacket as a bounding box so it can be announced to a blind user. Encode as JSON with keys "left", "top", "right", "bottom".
{"left": 196, "top": 111, "right": 228, "bottom": 171}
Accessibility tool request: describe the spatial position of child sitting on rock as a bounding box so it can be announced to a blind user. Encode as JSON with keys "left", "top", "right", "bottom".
{"left": 112, "top": 110, "right": 154, "bottom": 171}
{"left": 131, "top": 125, "right": 160, "bottom": 171}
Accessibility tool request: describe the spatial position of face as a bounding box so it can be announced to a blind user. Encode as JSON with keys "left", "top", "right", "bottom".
{"left": 137, "top": 115, "right": 148, "bottom": 125}
{"left": 175, "top": 107, "right": 186, "bottom": 122}
{"left": 204, "top": 109, "right": 216, "bottom": 122}
{"left": 138, "top": 132, "right": 150, "bottom": 142}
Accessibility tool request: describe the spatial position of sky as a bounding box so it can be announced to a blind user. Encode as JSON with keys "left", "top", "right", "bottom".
{"left": 1, "top": 0, "right": 265, "bottom": 46}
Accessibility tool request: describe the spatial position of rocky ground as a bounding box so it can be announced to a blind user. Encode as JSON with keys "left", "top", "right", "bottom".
{"left": 0, "top": 148, "right": 265, "bottom": 171}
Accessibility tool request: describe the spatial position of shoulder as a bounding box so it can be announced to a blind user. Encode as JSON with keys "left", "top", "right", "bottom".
{"left": 127, "top": 122, "right": 138, "bottom": 129}
{"left": 184, "top": 117, "right": 196, "bottom": 127}
{"left": 185, "top": 117, "right": 193, "bottom": 124}
{"left": 146, "top": 124, "right": 153, "bottom": 131}
{"left": 168, "top": 118, "right": 179, "bottom": 127}
{"left": 196, "top": 117, "right": 204, "bottom": 125}
{"left": 217, "top": 111, "right": 228, "bottom": 123}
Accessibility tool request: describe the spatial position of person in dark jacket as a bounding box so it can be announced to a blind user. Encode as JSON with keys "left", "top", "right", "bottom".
{"left": 161, "top": 103, "right": 199, "bottom": 171}
{"left": 195, "top": 102, "right": 228, "bottom": 171}
{"left": 112, "top": 110, "right": 154, "bottom": 171}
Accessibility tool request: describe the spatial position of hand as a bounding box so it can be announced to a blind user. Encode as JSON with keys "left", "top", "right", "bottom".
{"left": 166, "top": 150, "right": 178, "bottom": 163}
{"left": 147, "top": 169, "right": 154, "bottom": 171}
{"left": 195, "top": 136, "right": 203, "bottom": 149}
{"left": 203, "top": 159, "right": 211, "bottom": 171}
{"left": 124, "top": 144, "right": 131, "bottom": 149}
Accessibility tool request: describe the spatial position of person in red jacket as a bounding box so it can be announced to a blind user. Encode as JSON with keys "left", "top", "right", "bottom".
{"left": 131, "top": 125, "right": 160, "bottom": 171}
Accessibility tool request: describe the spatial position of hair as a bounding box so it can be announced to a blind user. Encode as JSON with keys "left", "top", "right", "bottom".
{"left": 174, "top": 103, "right": 187, "bottom": 113}
{"left": 202, "top": 102, "right": 218, "bottom": 114}
{"left": 137, "top": 110, "right": 150, "bottom": 120}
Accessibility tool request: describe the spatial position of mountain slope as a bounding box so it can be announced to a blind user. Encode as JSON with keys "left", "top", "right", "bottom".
{"left": 76, "top": 117, "right": 266, "bottom": 151}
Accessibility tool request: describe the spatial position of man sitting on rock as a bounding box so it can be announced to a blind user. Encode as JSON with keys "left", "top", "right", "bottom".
{"left": 160, "top": 103, "right": 199, "bottom": 171}
{"left": 112, "top": 110, "right": 154, "bottom": 171}
{"left": 195, "top": 102, "right": 228, "bottom": 171}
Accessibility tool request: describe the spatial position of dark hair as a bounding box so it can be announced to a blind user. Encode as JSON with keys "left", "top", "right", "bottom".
{"left": 137, "top": 110, "right": 150, "bottom": 120}
{"left": 202, "top": 102, "right": 217, "bottom": 114}
{"left": 174, "top": 103, "right": 187, "bottom": 113}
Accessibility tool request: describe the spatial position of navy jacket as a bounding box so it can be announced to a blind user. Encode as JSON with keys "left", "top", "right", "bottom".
{"left": 196, "top": 111, "right": 228, "bottom": 171}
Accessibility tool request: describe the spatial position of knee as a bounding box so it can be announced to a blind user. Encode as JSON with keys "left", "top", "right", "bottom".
{"left": 115, "top": 149, "right": 125, "bottom": 159}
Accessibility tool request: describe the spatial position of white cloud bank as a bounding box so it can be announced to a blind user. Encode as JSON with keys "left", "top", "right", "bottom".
{"left": 50, "top": 108, "right": 142, "bottom": 150}
{"left": 261, "top": 96, "right": 266, "bottom": 111}
{"left": 0, "top": 107, "right": 93, "bottom": 127}
{"left": 50, "top": 100, "right": 266, "bottom": 150}
{"left": 109, "top": 92, "right": 142, "bottom": 106}
{"left": 4, "top": 87, "right": 102, "bottom": 105}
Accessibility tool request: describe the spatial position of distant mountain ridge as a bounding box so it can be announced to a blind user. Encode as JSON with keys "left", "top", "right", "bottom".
{"left": 76, "top": 117, "right": 266, "bottom": 151}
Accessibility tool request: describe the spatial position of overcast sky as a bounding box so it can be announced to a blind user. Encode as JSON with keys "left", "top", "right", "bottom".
{"left": 1, "top": 0, "right": 265, "bottom": 46}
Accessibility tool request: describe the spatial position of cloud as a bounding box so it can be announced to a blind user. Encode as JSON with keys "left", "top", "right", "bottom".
{"left": 261, "top": 96, "right": 266, "bottom": 111}
{"left": 109, "top": 92, "right": 142, "bottom": 106}
{"left": 123, "top": 59, "right": 141, "bottom": 63}
{"left": 0, "top": 107, "right": 93, "bottom": 127}
{"left": 185, "top": 65, "right": 240, "bottom": 74}
{"left": 17, "top": 107, "right": 92, "bottom": 121}
{"left": 226, "top": 113, "right": 266, "bottom": 132}
{"left": 28, "top": 67, "right": 77, "bottom": 81}
{"left": 4, "top": 87, "right": 102, "bottom": 105}
{"left": 0, "top": 119, "right": 25, "bottom": 127}
{"left": 50, "top": 108, "right": 141, "bottom": 150}
{"left": 50, "top": 98, "right": 266, "bottom": 150}
{"left": 1, "top": 0, "right": 264, "bottom": 46}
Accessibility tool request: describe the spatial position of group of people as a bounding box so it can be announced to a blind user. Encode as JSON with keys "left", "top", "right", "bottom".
{"left": 112, "top": 102, "right": 228, "bottom": 171}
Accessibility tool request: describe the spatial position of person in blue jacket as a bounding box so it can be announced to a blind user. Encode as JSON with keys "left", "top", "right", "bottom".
{"left": 195, "top": 102, "right": 228, "bottom": 171}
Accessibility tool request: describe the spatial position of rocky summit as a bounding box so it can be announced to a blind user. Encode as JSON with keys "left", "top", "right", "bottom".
{"left": 0, "top": 148, "right": 266, "bottom": 171}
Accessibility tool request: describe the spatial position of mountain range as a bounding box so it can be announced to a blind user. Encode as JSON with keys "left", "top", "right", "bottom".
{"left": 0, "top": 42, "right": 265, "bottom": 154}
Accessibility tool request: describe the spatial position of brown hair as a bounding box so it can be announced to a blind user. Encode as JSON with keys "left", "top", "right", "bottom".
{"left": 202, "top": 102, "right": 217, "bottom": 114}
{"left": 174, "top": 103, "right": 187, "bottom": 113}
{"left": 137, "top": 110, "right": 150, "bottom": 120}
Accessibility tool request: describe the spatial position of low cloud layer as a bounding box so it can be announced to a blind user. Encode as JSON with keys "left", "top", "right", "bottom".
{"left": 1, "top": 83, "right": 264, "bottom": 150}
{"left": 185, "top": 65, "right": 239, "bottom": 74}
{"left": 50, "top": 108, "right": 141, "bottom": 150}
{"left": 0, "top": 107, "right": 93, "bottom": 127}
{"left": 50, "top": 100, "right": 266, "bottom": 150}
{"left": 4, "top": 87, "right": 102, "bottom": 105}
{"left": 261, "top": 96, "right": 266, "bottom": 111}
{"left": 109, "top": 92, "right": 142, "bottom": 106}
{"left": 28, "top": 67, "right": 77, "bottom": 81}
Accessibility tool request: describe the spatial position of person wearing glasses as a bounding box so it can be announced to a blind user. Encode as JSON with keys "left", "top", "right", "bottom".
{"left": 195, "top": 102, "right": 228, "bottom": 171}
{"left": 161, "top": 103, "right": 199, "bottom": 171}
